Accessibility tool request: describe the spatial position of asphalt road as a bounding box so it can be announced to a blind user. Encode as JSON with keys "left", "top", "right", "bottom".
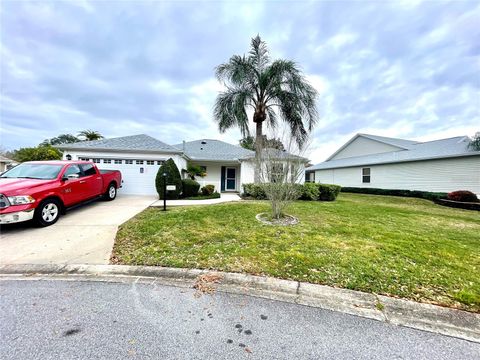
{"left": 1, "top": 279, "right": 478, "bottom": 360}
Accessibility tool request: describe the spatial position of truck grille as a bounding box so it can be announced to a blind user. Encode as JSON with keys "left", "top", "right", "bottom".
{"left": 0, "top": 194, "right": 10, "bottom": 209}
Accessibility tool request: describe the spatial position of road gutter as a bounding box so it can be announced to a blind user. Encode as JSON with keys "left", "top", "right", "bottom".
{"left": 0, "top": 263, "right": 478, "bottom": 343}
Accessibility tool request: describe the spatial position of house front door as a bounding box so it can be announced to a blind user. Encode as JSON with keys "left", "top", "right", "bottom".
{"left": 225, "top": 167, "right": 236, "bottom": 191}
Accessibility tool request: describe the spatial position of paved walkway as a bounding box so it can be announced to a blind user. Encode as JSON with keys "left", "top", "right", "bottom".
{"left": 151, "top": 193, "right": 241, "bottom": 207}
{"left": 0, "top": 195, "right": 156, "bottom": 265}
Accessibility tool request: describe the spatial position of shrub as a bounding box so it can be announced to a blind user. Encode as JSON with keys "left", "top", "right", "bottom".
{"left": 434, "top": 198, "right": 480, "bottom": 210}
{"left": 155, "top": 158, "right": 182, "bottom": 199}
{"left": 301, "top": 183, "right": 320, "bottom": 200}
{"left": 318, "top": 184, "right": 341, "bottom": 201}
{"left": 447, "top": 190, "right": 479, "bottom": 203}
{"left": 242, "top": 183, "right": 267, "bottom": 199}
{"left": 341, "top": 187, "right": 447, "bottom": 201}
{"left": 243, "top": 182, "right": 341, "bottom": 201}
{"left": 200, "top": 184, "right": 216, "bottom": 196}
{"left": 184, "top": 192, "right": 221, "bottom": 200}
{"left": 181, "top": 179, "right": 200, "bottom": 198}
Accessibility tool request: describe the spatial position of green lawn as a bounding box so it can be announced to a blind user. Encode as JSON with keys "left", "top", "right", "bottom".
{"left": 112, "top": 193, "right": 480, "bottom": 312}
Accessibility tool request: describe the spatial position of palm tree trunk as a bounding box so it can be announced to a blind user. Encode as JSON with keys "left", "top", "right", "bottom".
{"left": 254, "top": 121, "right": 263, "bottom": 183}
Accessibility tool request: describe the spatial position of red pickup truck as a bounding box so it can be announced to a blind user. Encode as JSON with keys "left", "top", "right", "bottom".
{"left": 0, "top": 161, "right": 122, "bottom": 227}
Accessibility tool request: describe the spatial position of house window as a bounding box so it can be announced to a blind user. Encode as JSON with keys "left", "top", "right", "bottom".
{"left": 362, "top": 168, "right": 371, "bottom": 183}
{"left": 146, "top": 160, "right": 155, "bottom": 165}
{"left": 114, "top": 159, "right": 122, "bottom": 164}
{"left": 157, "top": 160, "right": 164, "bottom": 165}
{"left": 103, "top": 159, "right": 111, "bottom": 164}
{"left": 136, "top": 160, "right": 144, "bottom": 165}
{"left": 305, "top": 172, "right": 315, "bottom": 183}
{"left": 125, "top": 160, "right": 133, "bottom": 164}
{"left": 92, "top": 158, "right": 101, "bottom": 163}
{"left": 79, "top": 157, "right": 90, "bottom": 161}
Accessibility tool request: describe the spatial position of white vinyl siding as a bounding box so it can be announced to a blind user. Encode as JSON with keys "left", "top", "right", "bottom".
{"left": 314, "top": 157, "right": 480, "bottom": 194}
{"left": 188, "top": 161, "right": 240, "bottom": 192}
{"left": 240, "top": 161, "right": 255, "bottom": 187}
{"left": 330, "top": 136, "right": 403, "bottom": 160}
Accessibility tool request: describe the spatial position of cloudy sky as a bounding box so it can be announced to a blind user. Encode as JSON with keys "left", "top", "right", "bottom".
{"left": 1, "top": 0, "right": 479, "bottom": 163}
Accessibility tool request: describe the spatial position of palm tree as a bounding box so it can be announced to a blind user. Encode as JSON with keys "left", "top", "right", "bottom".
{"left": 214, "top": 35, "right": 318, "bottom": 182}
{"left": 78, "top": 130, "right": 104, "bottom": 141}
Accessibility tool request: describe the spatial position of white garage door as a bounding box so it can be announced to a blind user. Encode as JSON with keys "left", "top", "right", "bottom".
{"left": 81, "top": 158, "right": 163, "bottom": 196}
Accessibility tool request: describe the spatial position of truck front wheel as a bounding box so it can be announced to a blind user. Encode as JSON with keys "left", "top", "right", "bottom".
{"left": 104, "top": 183, "right": 117, "bottom": 201}
{"left": 34, "top": 198, "right": 62, "bottom": 227}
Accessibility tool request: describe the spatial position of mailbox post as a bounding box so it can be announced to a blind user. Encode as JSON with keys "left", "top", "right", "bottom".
{"left": 162, "top": 172, "right": 167, "bottom": 211}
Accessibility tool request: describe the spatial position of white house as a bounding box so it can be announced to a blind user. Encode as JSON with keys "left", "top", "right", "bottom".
{"left": 306, "top": 133, "right": 480, "bottom": 194}
{"left": 58, "top": 134, "right": 308, "bottom": 196}
{"left": 173, "top": 139, "right": 255, "bottom": 192}
{"left": 58, "top": 135, "right": 187, "bottom": 196}
{"left": 0, "top": 155, "right": 15, "bottom": 173}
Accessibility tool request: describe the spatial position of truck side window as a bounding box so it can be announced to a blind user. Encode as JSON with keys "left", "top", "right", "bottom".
{"left": 64, "top": 165, "right": 82, "bottom": 178}
{"left": 80, "top": 164, "right": 97, "bottom": 176}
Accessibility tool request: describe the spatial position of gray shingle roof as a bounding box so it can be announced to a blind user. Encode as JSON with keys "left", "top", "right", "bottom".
{"left": 57, "top": 134, "right": 181, "bottom": 153}
{"left": 308, "top": 135, "right": 479, "bottom": 171}
{"left": 173, "top": 139, "right": 254, "bottom": 161}
{"left": 257, "top": 148, "right": 309, "bottom": 162}
{"left": 0, "top": 155, "right": 13, "bottom": 162}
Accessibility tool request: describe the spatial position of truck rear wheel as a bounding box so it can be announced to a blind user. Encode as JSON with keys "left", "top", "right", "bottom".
{"left": 34, "top": 198, "right": 62, "bottom": 227}
{"left": 104, "top": 183, "right": 117, "bottom": 201}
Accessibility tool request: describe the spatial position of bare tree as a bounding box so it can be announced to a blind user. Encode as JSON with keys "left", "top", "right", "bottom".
{"left": 255, "top": 127, "right": 309, "bottom": 220}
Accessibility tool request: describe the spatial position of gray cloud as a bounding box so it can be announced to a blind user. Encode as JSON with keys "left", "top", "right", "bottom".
{"left": 1, "top": 0, "right": 478, "bottom": 162}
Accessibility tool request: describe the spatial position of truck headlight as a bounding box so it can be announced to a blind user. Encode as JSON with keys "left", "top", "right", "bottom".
{"left": 7, "top": 195, "right": 36, "bottom": 205}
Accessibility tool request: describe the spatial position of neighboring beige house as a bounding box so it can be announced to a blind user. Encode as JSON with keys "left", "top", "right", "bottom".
{"left": 306, "top": 133, "right": 480, "bottom": 194}
{"left": 0, "top": 155, "right": 14, "bottom": 173}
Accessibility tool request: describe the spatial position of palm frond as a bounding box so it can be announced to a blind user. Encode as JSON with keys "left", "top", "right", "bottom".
{"left": 215, "top": 55, "right": 256, "bottom": 87}
{"left": 214, "top": 88, "right": 253, "bottom": 137}
{"left": 249, "top": 35, "right": 270, "bottom": 71}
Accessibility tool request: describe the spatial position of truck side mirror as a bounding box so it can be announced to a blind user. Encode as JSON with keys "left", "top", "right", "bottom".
{"left": 62, "top": 174, "right": 79, "bottom": 181}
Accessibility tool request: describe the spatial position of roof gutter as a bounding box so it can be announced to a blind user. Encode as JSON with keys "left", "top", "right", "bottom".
{"left": 55, "top": 146, "right": 183, "bottom": 155}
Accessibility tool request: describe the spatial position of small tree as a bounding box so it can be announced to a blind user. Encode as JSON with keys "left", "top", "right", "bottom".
{"left": 468, "top": 132, "right": 480, "bottom": 151}
{"left": 40, "top": 134, "right": 79, "bottom": 146}
{"left": 12, "top": 145, "right": 62, "bottom": 162}
{"left": 78, "top": 130, "right": 104, "bottom": 141}
{"left": 186, "top": 164, "right": 206, "bottom": 180}
{"left": 256, "top": 130, "right": 308, "bottom": 220}
{"left": 155, "top": 158, "right": 182, "bottom": 200}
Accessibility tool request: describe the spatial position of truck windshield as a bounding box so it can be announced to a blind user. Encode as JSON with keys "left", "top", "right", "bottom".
{"left": 0, "top": 164, "right": 64, "bottom": 180}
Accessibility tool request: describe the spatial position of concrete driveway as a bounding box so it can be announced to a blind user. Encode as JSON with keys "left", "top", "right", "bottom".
{"left": 0, "top": 195, "right": 155, "bottom": 265}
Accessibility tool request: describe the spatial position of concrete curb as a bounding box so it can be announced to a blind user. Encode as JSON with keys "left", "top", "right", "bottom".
{"left": 1, "top": 263, "right": 478, "bottom": 343}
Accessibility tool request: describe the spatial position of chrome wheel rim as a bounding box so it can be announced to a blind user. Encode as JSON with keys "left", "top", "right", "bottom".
{"left": 42, "top": 203, "right": 58, "bottom": 222}
{"left": 109, "top": 186, "right": 116, "bottom": 198}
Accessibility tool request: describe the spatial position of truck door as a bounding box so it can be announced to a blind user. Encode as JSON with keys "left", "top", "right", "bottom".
{"left": 80, "top": 163, "right": 103, "bottom": 198}
{"left": 60, "top": 164, "right": 84, "bottom": 206}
